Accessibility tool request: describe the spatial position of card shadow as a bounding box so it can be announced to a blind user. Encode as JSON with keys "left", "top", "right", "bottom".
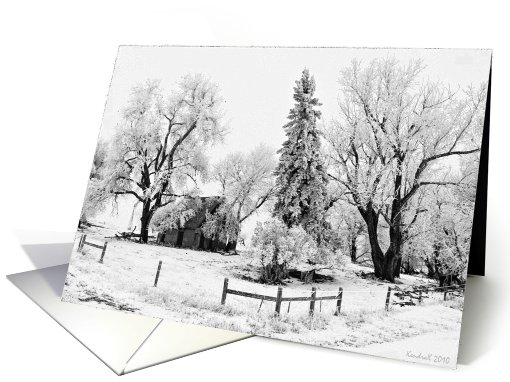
{"left": 18, "top": 243, "right": 73, "bottom": 296}
{"left": 457, "top": 274, "right": 500, "bottom": 365}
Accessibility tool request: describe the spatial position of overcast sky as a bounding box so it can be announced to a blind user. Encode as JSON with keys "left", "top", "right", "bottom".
{"left": 94, "top": 46, "right": 491, "bottom": 231}
{"left": 102, "top": 46, "right": 490, "bottom": 159}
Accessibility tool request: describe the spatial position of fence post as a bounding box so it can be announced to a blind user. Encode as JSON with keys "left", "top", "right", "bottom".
{"left": 153, "top": 260, "right": 163, "bottom": 287}
{"left": 444, "top": 289, "right": 448, "bottom": 301}
{"left": 418, "top": 290, "right": 422, "bottom": 304}
{"left": 309, "top": 287, "right": 317, "bottom": 316}
{"left": 78, "top": 234, "right": 87, "bottom": 253}
{"left": 99, "top": 242, "right": 108, "bottom": 263}
{"left": 221, "top": 278, "right": 229, "bottom": 305}
{"left": 275, "top": 287, "right": 283, "bottom": 314}
{"left": 257, "top": 297, "right": 265, "bottom": 313}
{"left": 385, "top": 286, "right": 392, "bottom": 311}
{"left": 77, "top": 235, "right": 82, "bottom": 253}
{"left": 335, "top": 287, "right": 343, "bottom": 316}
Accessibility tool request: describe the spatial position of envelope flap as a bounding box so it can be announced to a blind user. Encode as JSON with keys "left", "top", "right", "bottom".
{"left": 7, "top": 265, "right": 160, "bottom": 375}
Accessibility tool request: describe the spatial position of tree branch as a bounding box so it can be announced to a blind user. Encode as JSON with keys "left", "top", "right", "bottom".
{"left": 114, "top": 190, "right": 143, "bottom": 202}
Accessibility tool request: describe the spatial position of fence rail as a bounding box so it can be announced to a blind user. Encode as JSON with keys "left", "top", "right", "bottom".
{"left": 221, "top": 278, "right": 344, "bottom": 316}
{"left": 226, "top": 288, "right": 277, "bottom": 302}
{"left": 220, "top": 277, "right": 465, "bottom": 315}
{"left": 393, "top": 284, "right": 464, "bottom": 306}
{"left": 77, "top": 234, "right": 108, "bottom": 263}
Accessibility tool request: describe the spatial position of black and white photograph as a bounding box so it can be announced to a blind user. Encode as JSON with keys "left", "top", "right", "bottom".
{"left": 61, "top": 46, "right": 491, "bottom": 367}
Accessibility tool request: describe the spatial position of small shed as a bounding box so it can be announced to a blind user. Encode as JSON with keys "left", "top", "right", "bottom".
{"left": 157, "top": 196, "right": 237, "bottom": 252}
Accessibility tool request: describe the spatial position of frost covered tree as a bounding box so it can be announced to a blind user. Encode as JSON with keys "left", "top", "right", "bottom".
{"left": 324, "top": 58, "right": 487, "bottom": 282}
{"left": 201, "top": 144, "right": 277, "bottom": 249}
{"left": 201, "top": 203, "right": 240, "bottom": 250}
{"left": 91, "top": 75, "right": 226, "bottom": 243}
{"left": 80, "top": 140, "right": 109, "bottom": 226}
{"left": 399, "top": 186, "right": 472, "bottom": 285}
{"left": 328, "top": 201, "right": 366, "bottom": 263}
{"left": 150, "top": 197, "right": 203, "bottom": 233}
{"left": 211, "top": 144, "right": 276, "bottom": 224}
{"left": 273, "top": 69, "right": 329, "bottom": 243}
{"left": 420, "top": 162, "right": 478, "bottom": 285}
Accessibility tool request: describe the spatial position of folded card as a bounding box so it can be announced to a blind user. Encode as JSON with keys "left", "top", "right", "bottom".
{"left": 62, "top": 46, "right": 491, "bottom": 368}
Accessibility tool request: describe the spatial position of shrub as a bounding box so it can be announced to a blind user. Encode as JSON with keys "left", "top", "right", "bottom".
{"left": 250, "top": 218, "right": 342, "bottom": 283}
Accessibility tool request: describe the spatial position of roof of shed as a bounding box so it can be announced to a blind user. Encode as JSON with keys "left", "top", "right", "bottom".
{"left": 181, "top": 196, "right": 224, "bottom": 230}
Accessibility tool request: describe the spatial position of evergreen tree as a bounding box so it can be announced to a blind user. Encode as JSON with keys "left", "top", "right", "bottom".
{"left": 273, "top": 69, "right": 329, "bottom": 243}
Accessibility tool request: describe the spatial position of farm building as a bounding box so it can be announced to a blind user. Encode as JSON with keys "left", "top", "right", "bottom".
{"left": 157, "top": 196, "right": 238, "bottom": 252}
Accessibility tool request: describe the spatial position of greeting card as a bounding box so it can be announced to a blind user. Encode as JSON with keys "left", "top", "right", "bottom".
{"left": 62, "top": 46, "right": 491, "bottom": 368}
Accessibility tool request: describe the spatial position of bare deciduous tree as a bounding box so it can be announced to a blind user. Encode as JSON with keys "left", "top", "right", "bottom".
{"left": 93, "top": 75, "right": 226, "bottom": 242}
{"left": 211, "top": 144, "right": 277, "bottom": 225}
{"left": 324, "top": 58, "right": 486, "bottom": 281}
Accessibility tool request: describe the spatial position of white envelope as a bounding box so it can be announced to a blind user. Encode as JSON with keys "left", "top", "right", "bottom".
{"left": 7, "top": 263, "right": 251, "bottom": 375}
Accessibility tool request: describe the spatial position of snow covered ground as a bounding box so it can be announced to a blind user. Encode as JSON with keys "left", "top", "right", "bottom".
{"left": 62, "top": 228, "right": 464, "bottom": 368}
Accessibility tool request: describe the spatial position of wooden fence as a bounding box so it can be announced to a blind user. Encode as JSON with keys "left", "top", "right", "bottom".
{"left": 221, "top": 278, "right": 465, "bottom": 315}
{"left": 77, "top": 234, "right": 108, "bottom": 263}
{"left": 75, "top": 237, "right": 166, "bottom": 290}
{"left": 75, "top": 233, "right": 465, "bottom": 312}
{"left": 221, "top": 278, "right": 344, "bottom": 316}
{"left": 393, "top": 284, "right": 464, "bottom": 306}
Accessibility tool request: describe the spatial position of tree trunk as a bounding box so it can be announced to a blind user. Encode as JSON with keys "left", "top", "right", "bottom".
{"left": 383, "top": 226, "right": 403, "bottom": 281}
{"left": 141, "top": 174, "right": 174, "bottom": 244}
{"left": 401, "top": 257, "right": 414, "bottom": 274}
{"left": 424, "top": 257, "right": 436, "bottom": 278}
{"left": 360, "top": 204, "right": 385, "bottom": 278}
{"left": 382, "top": 249, "right": 398, "bottom": 282}
{"left": 139, "top": 200, "right": 152, "bottom": 244}
{"left": 394, "top": 257, "right": 402, "bottom": 277}
{"left": 383, "top": 202, "right": 403, "bottom": 282}
{"left": 382, "top": 155, "right": 405, "bottom": 282}
{"left": 350, "top": 234, "right": 357, "bottom": 263}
